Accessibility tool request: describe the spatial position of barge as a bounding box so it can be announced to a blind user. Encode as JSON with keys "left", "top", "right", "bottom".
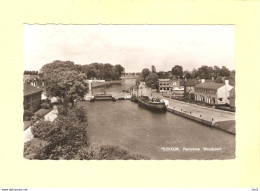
{"left": 137, "top": 96, "right": 166, "bottom": 111}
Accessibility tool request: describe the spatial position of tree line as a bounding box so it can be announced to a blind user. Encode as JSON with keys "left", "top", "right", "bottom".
{"left": 164, "top": 65, "right": 234, "bottom": 80}
{"left": 38, "top": 60, "right": 125, "bottom": 105}
{"left": 136, "top": 65, "right": 235, "bottom": 88}
{"left": 24, "top": 70, "right": 39, "bottom": 75}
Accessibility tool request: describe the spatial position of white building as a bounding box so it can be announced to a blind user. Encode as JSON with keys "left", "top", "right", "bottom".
{"left": 194, "top": 80, "right": 233, "bottom": 105}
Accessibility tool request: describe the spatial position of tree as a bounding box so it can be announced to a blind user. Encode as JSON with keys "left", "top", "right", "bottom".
{"left": 82, "top": 63, "right": 124, "bottom": 80}
{"left": 31, "top": 106, "right": 88, "bottom": 160}
{"left": 184, "top": 72, "right": 192, "bottom": 79}
{"left": 213, "top": 66, "right": 221, "bottom": 78}
{"left": 141, "top": 68, "right": 151, "bottom": 80}
{"left": 145, "top": 73, "right": 158, "bottom": 88}
{"left": 151, "top": 65, "right": 156, "bottom": 73}
{"left": 115, "top": 64, "right": 125, "bottom": 78}
{"left": 135, "top": 75, "right": 142, "bottom": 87}
{"left": 230, "top": 70, "right": 235, "bottom": 79}
{"left": 41, "top": 60, "right": 88, "bottom": 106}
{"left": 183, "top": 70, "right": 192, "bottom": 79}
{"left": 219, "top": 66, "right": 231, "bottom": 77}
{"left": 215, "top": 76, "right": 223, "bottom": 83}
{"left": 41, "top": 60, "right": 75, "bottom": 74}
{"left": 195, "top": 65, "right": 213, "bottom": 79}
{"left": 157, "top": 71, "right": 170, "bottom": 79}
{"left": 191, "top": 68, "right": 197, "bottom": 79}
{"left": 24, "top": 70, "right": 39, "bottom": 75}
{"left": 171, "top": 65, "right": 183, "bottom": 78}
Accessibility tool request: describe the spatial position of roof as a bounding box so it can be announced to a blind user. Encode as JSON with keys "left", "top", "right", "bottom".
{"left": 158, "top": 79, "right": 170, "bottom": 81}
{"left": 229, "top": 87, "right": 235, "bottom": 93}
{"left": 24, "top": 75, "right": 40, "bottom": 80}
{"left": 195, "top": 82, "right": 225, "bottom": 90}
{"left": 24, "top": 83, "right": 43, "bottom": 97}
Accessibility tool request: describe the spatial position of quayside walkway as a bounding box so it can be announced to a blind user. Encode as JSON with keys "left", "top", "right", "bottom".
{"left": 151, "top": 92, "right": 236, "bottom": 135}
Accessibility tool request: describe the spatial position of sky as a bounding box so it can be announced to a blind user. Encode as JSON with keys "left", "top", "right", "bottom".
{"left": 23, "top": 25, "right": 235, "bottom": 73}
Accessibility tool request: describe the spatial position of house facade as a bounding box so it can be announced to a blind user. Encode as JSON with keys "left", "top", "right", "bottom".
{"left": 158, "top": 79, "right": 170, "bottom": 92}
{"left": 159, "top": 79, "right": 195, "bottom": 96}
{"left": 24, "top": 83, "right": 43, "bottom": 112}
{"left": 194, "top": 80, "right": 233, "bottom": 105}
{"left": 170, "top": 79, "right": 184, "bottom": 96}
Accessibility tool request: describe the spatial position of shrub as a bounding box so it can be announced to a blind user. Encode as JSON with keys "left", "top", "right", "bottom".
{"left": 96, "top": 145, "right": 149, "bottom": 160}
{"left": 78, "top": 145, "right": 150, "bottom": 160}
{"left": 31, "top": 105, "right": 88, "bottom": 160}
{"left": 41, "top": 102, "right": 51, "bottom": 109}
{"left": 40, "top": 99, "right": 52, "bottom": 109}
{"left": 31, "top": 119, "right": 54, "bottom": 139}
{"left": 23, "top": 110, "right": 34, "bottom": 121}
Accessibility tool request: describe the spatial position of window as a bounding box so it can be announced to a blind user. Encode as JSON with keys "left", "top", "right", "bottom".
{"left": 218, "top": 98, "right": 223, "bottom": 101}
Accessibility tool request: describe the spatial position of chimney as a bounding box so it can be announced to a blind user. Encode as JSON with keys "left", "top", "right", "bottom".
{"left": 201, "top": 79, "right": 205, "bottom": 83}
{"left": 225, "top": 80, "right": 229, "bottom": 86}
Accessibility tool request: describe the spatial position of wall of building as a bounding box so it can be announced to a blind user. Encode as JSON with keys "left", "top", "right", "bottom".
{"left": 194, "top": 83, "right": 233, "bottom": 105}
{"left": 217, "top": 84, "right": 233, "bottom": 105}
{"left": 24, "top": 92, "right": 42, "bottom": 112}
{"left": 159, "top": 80, "right": 170, "bottom": 92}
{"left": 194, "top": 91, "right": 218, "bottom": 104}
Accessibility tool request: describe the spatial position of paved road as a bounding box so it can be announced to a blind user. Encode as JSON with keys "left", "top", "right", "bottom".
{"left": 139, "top": 88, "right": 235, "bottom": 124}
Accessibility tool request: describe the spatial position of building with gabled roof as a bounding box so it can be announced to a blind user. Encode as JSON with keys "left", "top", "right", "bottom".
{"left": 24, "top": 83, "right": 43, "bottom": 112}
{"left": 194, "top": 80, "right": 233, "bottom": 105}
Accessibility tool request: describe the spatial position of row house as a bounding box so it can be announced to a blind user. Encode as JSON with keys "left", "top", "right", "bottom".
{"left": 159, "top": 78, "right": 198, "bottom": 96}
{"left": 194, "top": 80, "right": 233, "bottom": 105}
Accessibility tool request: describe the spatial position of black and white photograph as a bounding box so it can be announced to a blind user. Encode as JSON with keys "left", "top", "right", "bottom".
{"left": 23, "top": 25, "right": 235, "bottom": 160}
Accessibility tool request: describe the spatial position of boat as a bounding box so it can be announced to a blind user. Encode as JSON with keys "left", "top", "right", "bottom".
{"left": 137, "top": 96, "right": 166, "bottom": 111}
{"left": 131, "top": 94, "right": 138, "bottom": 103}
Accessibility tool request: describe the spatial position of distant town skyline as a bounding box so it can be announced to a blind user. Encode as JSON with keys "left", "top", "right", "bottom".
{"left": 23, "top": 25, "right": 235, "bottom": 72}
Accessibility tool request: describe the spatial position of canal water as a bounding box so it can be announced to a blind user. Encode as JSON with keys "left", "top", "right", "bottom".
{"left": 79, "top": 79, "right": 235, "bottom": 159}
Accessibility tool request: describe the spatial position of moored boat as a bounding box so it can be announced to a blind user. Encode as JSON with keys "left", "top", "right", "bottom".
{"left": 131, "top": 94, "right": 138, "bottom": 103}
{"left": 137, "top": 96, "right": 166, "bottom": 111}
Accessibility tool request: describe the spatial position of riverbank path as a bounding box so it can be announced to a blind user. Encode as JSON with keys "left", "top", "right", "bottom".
{"left": 149, "top": 91, "right": 235, "bottom": 134}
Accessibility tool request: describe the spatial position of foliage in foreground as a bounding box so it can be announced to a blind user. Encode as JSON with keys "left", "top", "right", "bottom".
{"left": 25, "top": 143, "right": 150, "bottom": 160}
{"left": 78, "top": 145, "right": 150, "bottom": 160}
{"left": 30, "top": 106, "right": 88, "bottom": 160}
{"left": 23, "top": 110, "right": 34, "bottom": 121}
{"left": 26, "top": 104, "right": 149, "bottom": 160}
